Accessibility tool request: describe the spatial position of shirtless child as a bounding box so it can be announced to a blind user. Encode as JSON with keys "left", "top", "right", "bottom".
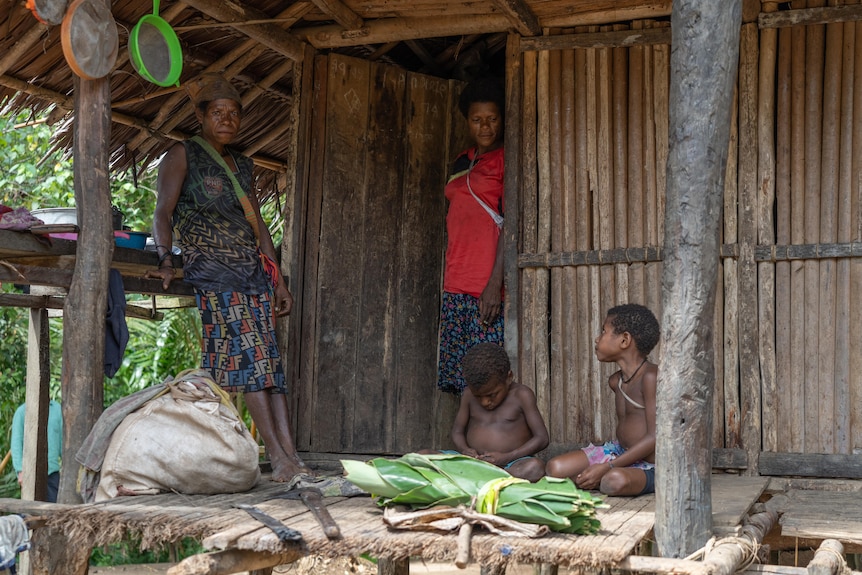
{"left": 546, "top": 304, "right": 660, "bottom": 496}
{"left": 450, "top": 342, "right": 549, "bottom": 482}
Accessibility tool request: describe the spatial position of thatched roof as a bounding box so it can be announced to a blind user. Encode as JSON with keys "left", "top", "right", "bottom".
{"left": 0, "top": 0, "right": 671, "bottom": 194}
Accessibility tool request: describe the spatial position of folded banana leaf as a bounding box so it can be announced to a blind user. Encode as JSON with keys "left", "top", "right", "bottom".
{"left": 342, "top": 453, "right": 605, "bottom": 534}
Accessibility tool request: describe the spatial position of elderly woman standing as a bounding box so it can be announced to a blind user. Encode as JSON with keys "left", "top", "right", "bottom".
{"left": 146, "top": 73, "right": 310, "bottom": 481}
{"left": 437, "top": 77, "right": 506, "bottom": 394}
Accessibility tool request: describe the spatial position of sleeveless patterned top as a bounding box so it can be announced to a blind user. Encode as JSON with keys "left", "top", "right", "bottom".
{"left": 173, "top": 139, "right": 269, "bottom": 294}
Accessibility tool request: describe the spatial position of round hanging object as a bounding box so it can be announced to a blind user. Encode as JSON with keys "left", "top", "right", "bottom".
{"left": 26, "top": 0, "right": 69, "bottom": 25}
{"left": 128, "top": 0, "right": 182, "bottom": 87}
{"left": 60, "top": 0, "right": 118, "bottom": 80}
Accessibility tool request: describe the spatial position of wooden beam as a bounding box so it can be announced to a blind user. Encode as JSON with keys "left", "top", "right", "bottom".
{"left": 491, "top": 0, "right": 541, "bottom": 36}
{"left": 702, "top": 511, "right": 778, "bottom": 575}
{"left": 0, "top": 293, "right": 163, "bottom": 320}
{"left": 759, "top": 452, "right": 862, "bottom": 478}
{"left": 167, "top": 550, "right": 302, "bottom": 575}
{"left": 759, "top": 4, "right": 862, "bottom": 29}
{"left": 309, "top": 0, "right": 363, "bottom": 30}
{"left": 520, "top": 26, "right": 671, "bottom": 52}
{"left": 177, "top": 0, "right": 306, "bottom": 62}
{"left": 656, "top": 0, "right": 742, "bottom": 557}
{"left": 542, "top": 0, "right": 673, "bottom": 28}
{"left": 301, "top": 15, "right": 511, "bottom": 48}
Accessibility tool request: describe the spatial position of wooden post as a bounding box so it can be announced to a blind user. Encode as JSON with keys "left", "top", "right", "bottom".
{"left": 60, "top": 74, "right": 113, "bottom": 504}
{"left": 656, "top": 0, "right": 741, "bottom": 558}
{"left": 22, "top": 308, "right": 50, "bottom": 503}
{"left": 168, "top": 550, "right": 302, "bottom": 575}
{"left": 378, "top": 558, "right": 409, "bottom": 575}
{"left": 30, "top": 525, "right": 91, "bottom": 575}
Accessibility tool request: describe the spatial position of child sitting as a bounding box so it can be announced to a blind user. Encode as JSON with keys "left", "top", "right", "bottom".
{"left": 450, "top": 342, "right": 549, "bottom": 482}
{"left": 546, "top": 303, "right": 660, "bottom": 496}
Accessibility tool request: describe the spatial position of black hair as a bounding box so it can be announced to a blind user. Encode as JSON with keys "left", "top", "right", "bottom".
{"left": 607, "top": 303, "right": 661, "bottom": 356}
{"left": 458, "top": 77, "right": 505, "bottom": 118}
{"left": 462, "top": 342, "right": 510, "bottom": 391}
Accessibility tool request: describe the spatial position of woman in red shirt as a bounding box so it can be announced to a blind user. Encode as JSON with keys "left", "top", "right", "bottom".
{"left": 438, "top": 77, "right": 506, "bottom": 394}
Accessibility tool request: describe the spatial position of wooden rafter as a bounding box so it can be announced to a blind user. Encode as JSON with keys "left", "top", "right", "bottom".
{"left": 310, "top": 0, "right": 363, "bottom": 30}
{"left": 404, "top": 40, "right": 442, "bottom": 76}
{"left": 541, "top": 0, "right": 672, "bottom": 28}
{"left": 181, "top": 0, "right": 307, "bottom": 62}
{"left": 491, "top": 0, "right": 541, "bottom": 36}
{"left": 301, "top": 15, "right": 511, "bottom": 48}
{"left": 758, "top": 3, "right": 862, "bottom": 28}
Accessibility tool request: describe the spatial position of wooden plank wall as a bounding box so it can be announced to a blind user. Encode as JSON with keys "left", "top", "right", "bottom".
{"left": 770, "top": 0, "right": 862, "bottom": 455}
{"left": 295, "top": 54, "right": 462, "bottom": 455}
{"left": 518, "top": 9, "right": 862, "bottom": 459}
{"left": 518, "top": 22, "right": 671, "bottom": 449}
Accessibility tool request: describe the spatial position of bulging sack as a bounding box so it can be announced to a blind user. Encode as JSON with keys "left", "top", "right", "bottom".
{"left": 96, "top": 371, "right": 260, "bottom": 501}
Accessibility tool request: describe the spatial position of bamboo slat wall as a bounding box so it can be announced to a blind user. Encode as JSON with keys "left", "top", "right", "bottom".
{"left": 518, "top": 22, "right": 671, "bottom": 448}
{"left": 517, "top": 7, "right": 862, "bottom": 457}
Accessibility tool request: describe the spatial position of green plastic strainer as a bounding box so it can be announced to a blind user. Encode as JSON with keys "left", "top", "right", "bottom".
{"left": 128, "top": 0, "right": 182, "bottom": 87}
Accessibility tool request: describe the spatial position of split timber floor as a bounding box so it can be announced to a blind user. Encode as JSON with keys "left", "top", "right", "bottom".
{"left": 0, "top": 474, "right": 781, "bottom": 574}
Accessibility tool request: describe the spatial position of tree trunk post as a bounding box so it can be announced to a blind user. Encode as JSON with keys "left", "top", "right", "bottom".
{"left": 656, "top": 0, "right": 742, "bottom": 558}
{"left": 59, "top": 72, "right": 113, "bottom": 504}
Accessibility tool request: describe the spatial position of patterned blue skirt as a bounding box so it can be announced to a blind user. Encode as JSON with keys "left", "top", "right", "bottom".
{"left": 437, "top": 291, "right": 504, "bottom": 394}
{"left": 196, "top": 289, "right": 287, "bottom": 394}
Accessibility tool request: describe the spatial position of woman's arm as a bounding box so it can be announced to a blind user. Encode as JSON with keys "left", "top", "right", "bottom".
{"left": 478, "top": 228, "right": 504, "bottom": 324}
{"left": 145, "top": 144, "right": 186, "bottom": 290}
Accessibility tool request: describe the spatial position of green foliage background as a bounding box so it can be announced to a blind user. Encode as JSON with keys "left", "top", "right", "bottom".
{"left": 0, "top": 105, "right": 204, "bottom": 498}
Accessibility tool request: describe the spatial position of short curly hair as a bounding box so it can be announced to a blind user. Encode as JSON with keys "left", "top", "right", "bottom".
{"left": 607, "top": 304, "right": 660, "bottom": 355}
{"left": 458, "top": 77, "right": 505, "bottom": 118}
{"left": 462, "top": 343, "right": 510, "bottom": 391}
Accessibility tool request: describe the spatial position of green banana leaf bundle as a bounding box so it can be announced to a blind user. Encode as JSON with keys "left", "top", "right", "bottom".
{"left": 341, "top": 453, "right": 605, "bottom": 535}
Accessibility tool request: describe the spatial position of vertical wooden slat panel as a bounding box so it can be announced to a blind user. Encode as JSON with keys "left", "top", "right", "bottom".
{"left": 315, "top": 55, "right": 371, "bottom": 453}
{"left": 851, "top": 20, "right": 862, "bottom": 456}
{"left": 520, "top": 50, "right": 539, "bottom": 394}
{"left": 737, "top": 24, "right": 760, "bottom": 470}
{"left": 834, "top": 18, "right": 855, "bottom": 454}
{"left": 548, "top": 46, "right": 566, "bottom": 444}
{"left": 573, "top": 41, "right": 592, "bottom": 446}
{"left": 286, "top": 46, "right": 317, "bottom": 449}
{"left": 536, "top": 49, "right": 552, "bottom": 431}
{"left": 804, "top": 2, "right": 824, "bottom": 453}
{"left": 723, "top": 81, "right": 740, "bottom": 449}
{"left": 628, "top": 21, "right": 645, "bottom": 307}
{"left": 504, "top": 34, "right": 522, "bottom": 367}
{"left": 612, "top": 31, "right": 629, "bottom": 317}
{"left": 774, "top": 25, "right": 792, "bottom": 453}
{"left": 818, "top": 19, "right": 842, "bottom": 454}
{"left": 297, "top": 54, "right": 329, "bottom": 450}
{"left": 561, "top": 44, "right": 579, "bottom": 444}
{"left": 396, "top": 72, "right": 451, "bottom": 452}
{"left": 353, "top": 63, "right": 406, "bottom": 453}
{"left": 597, "top": 34, "right": 616, "bottom": 440}
{"left": 789, "top": 21, "right": 806, "bottom": 453}
{"left": 585, "top": 32, "right": 603, "bottom": 442}
{"left": 757, "top": 14, "right": 778, "bottom": 453}
{"left": 643, "top": 21, "right": 662, "bottom": 329}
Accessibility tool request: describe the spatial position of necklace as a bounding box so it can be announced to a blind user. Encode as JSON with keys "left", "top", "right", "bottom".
{"left": 620, "top": 357, "right": 648, "bottom": 385}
